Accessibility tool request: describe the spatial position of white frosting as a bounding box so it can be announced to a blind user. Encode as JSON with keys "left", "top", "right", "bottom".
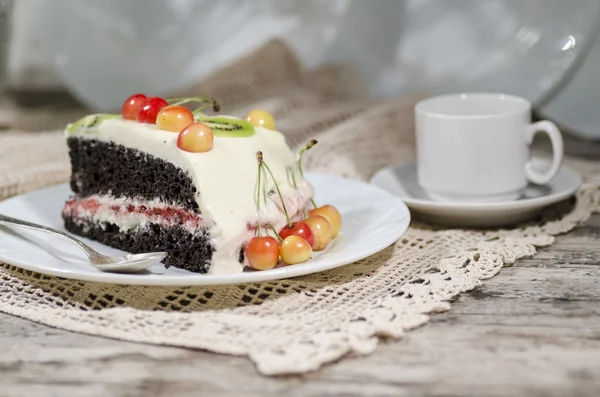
{"left": 67, "top": 117, "right": 313, "bottom": 274}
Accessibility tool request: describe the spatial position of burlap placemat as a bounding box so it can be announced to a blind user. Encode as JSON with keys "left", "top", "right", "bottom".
{"left": 1, "top": 40, "right": 599, "bottom": 375}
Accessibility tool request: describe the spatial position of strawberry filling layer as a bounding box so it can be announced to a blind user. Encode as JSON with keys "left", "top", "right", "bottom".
{"left": 62, "top": 196, "right": 208, "bottom": 231}
{"left": 63, "top": 195, "right": 309, "bottom": 235}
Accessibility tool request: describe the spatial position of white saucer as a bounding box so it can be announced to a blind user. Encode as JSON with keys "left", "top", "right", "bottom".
{"left": 370, "top": 163, "right": 582, "bottom": 228}
{"left": 0, "top": 172, "right": 410, "bottom": 286}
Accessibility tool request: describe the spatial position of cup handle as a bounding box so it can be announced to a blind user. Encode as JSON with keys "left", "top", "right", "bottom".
{"left": 525, "top": 120, "right": 564, "bottom": 185}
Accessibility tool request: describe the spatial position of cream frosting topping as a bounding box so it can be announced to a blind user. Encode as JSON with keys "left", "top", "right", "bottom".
{"left": 66, "top": 117, "right": 313, "bottom": 274}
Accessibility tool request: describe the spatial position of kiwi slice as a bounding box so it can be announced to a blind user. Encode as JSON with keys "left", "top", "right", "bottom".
{"left": 198, "top": 116, "right": 255, "bottom": 137}
{"left": 67, "top": 113, "right": 120, "bottom": 134}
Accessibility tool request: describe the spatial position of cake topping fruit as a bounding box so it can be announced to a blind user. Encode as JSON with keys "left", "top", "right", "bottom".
{"left": 245, "top": 236, "right": 280, "bottom": 270}
{"left": 120, "top": 93, "right": 258, "bottom": 138}
{"left": 167, "top": 95, "right": 255, "bottom": 137}
{"left": 177, "top": 122, "right": 214, "bottom": 153}
{"left": 246, "top": 109, "right": 275, "bottom": 130}
{"left": 200, "top": 116, "right": 255, "bottom": 138}
{"left": 66, "top": 114, "right": 120, "bottom": 134}
{"left": 137, "top": 96, "right": 169, "bottom": 124}
{"left": 136, "top": 96, "right": 169, "bottom": 123}
{"left": 121, "top": 93, "right": 147, "bottom": 120}
{"left": 304, "top": 215, "right": 332, "bottom": 251}
{"left": 309, "top": 205, "right": 342, "bottom": 238}
{"left": 156, "top": 105, "right": 195, "bottom": 132}
{"left": 280, "top": 235, "right": 312, "bottom": 265}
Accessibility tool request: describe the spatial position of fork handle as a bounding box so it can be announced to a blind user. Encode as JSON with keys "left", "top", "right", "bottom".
{"left": 0, "top": 213, "right": 101, "bottom": 259}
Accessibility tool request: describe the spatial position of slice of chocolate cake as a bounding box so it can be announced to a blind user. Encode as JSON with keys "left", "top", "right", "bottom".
{"left": 62, "top": 109, "right": 313, "bottom": 274}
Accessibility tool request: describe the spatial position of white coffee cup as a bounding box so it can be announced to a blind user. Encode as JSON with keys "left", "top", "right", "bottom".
{"left": 415, "top": 93, "right": 563, "bottom": 202}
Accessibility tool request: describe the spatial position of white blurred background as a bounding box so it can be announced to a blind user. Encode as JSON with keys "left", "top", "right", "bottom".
{"left": 3, "top": 0, "right": 600, "bottom": 140}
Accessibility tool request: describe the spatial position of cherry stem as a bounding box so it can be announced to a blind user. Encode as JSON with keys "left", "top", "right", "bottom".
{"left": 166, "top": 96, "right": 221, "bottom": 116}
{"left": 192, "top": 102, "right": 220, "bottom": 117}
{"left": 168, "top": 95, "right": 213, "bottom": 106}
{"left": 295, "top": 139, "right": 318, "bottom": 209}
{"left": 254, "top": 160, "right": 262, "bottom": 236}
{"left": 269, "top": 224, "right": 283, "bottom": 242}
{"left": 296, "top": 139, "right": 317, "bottom": 178}
{"left": 262, "top": 169, "right": 268, "bottom": 207}
{"left": 290, "top": 166, "right": 298, "bottom": 189}
{"left": 257, "top": 151, "right": 292, "bottom": 228}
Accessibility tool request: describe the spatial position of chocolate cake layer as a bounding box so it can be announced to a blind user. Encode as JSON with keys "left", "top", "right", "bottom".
{"left": 67, "top": 137, "right": 199, "bottom": 211}
{"left": 63, "top": 215, "right": 215, "bottom": 273}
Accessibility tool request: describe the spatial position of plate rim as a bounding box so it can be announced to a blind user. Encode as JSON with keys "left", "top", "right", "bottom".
{"left": 370, "top": 162, "right": 582, "bottom": 212}
{"left": 0, "top": 172, "right": 411, "bottom": 286}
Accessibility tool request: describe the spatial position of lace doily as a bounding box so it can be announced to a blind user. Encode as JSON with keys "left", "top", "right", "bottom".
{"left": 1, "top": 41, "right": 599, "bottom": 375}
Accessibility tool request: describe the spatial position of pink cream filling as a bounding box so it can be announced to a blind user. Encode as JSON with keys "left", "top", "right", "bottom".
{"left": 62, "top": 197, "right": 208, "bottom": 231}
{"left": 62, "top": 196, "right": 309, "bottom": 233}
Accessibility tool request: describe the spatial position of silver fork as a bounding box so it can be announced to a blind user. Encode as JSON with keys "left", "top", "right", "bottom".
{"left": 0, "top": 214, "right": 167, "bottom": 273}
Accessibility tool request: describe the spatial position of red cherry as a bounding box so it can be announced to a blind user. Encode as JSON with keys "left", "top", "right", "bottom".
{"left": 245, "top": 236, "right": 280, "bottom": 270}
{"left": 279, "top": 221, "right": 314, "bottom": 247}
{"left": 121, "top": 93, "right": 146, "bottom": 120}
{"left": 136, "top": 96, "right": 168, "bottom": 124}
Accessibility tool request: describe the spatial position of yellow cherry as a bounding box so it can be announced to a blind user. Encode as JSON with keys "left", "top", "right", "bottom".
{"left": 156, "top": 105, "right": 194, "bottom": 132}
{"left": 177, "top": 122, "right": 214, "bottom": 153}
{"left": 304, "top": 215, "right": 332, "bottom": 251}
{"left": 309, "top": 205, "right": 342, "bottom": 238}
{"left": 245, "top": 109, "right": 275, "bottom": 130}
{"left": 279, "top": 235, "right": 312, "bottom": 265}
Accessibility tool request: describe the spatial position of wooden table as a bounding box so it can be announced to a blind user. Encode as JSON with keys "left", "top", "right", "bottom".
{"left": 2, "top": 214, "right": 599, "bottom": 397}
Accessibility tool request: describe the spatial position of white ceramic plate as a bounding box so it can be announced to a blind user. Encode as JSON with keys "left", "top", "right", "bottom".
{"left": 0, "top": 173, "right": 410, "bottom": 286}
{"left": 370, "top": 163, "right": 581, "bottom": 228}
